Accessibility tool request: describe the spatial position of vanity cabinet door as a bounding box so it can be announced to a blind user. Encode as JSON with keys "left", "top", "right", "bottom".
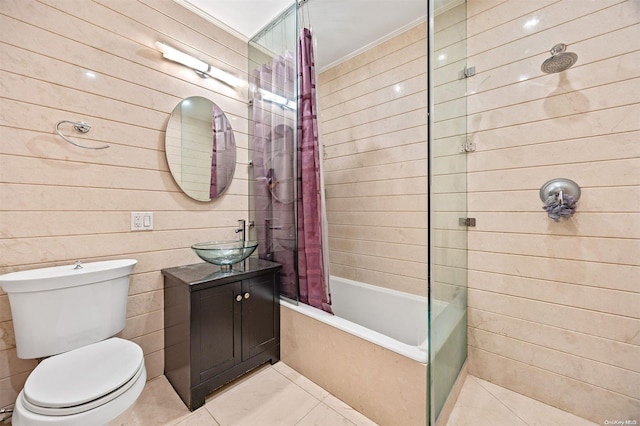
{"left": 241, "top": 273, "right": 279, "bottom": 360}
{"left": 195, "top": 281, "right": 242, "bottom": 383}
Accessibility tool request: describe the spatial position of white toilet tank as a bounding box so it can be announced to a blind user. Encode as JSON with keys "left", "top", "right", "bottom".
{"left": 0, "top": 259, "right": 137, "bottom": 359}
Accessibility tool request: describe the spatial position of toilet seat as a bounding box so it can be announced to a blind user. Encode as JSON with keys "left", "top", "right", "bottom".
{"left": 21, "top": 338, "right": 144, "bottom": 416}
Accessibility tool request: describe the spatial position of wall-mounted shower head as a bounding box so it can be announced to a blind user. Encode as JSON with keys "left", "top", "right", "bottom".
{"left": 541, "top": 43, "right": 578, "bottom": 74}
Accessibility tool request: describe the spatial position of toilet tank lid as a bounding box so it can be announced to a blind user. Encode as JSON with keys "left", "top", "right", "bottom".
{"left": 23, "top": 338, "right": 144, "bottom": 409}
{"left": 0, "top": 259, "right": 137, "bottom": 293}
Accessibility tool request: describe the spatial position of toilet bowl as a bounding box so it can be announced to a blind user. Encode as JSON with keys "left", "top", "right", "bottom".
{"left": 12, "top": 338, "right": 146, "bottom": 425}
{"left": 0, "top": 259, "right": 145, "bottom": 426}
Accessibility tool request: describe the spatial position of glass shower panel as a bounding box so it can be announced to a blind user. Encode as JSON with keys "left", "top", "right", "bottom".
{"left": 248, "top": 5, "right": 299, "bottom": 301}
{"left": 429, "top": 0, "right": 468, "bottom": 423}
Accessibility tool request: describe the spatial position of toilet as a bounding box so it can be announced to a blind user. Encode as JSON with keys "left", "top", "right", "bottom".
{"left": 0, "top": 259, "right": 146, "bottom": 425}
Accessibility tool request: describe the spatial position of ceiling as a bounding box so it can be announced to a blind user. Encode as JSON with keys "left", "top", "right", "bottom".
{"left": 182, "top": 0, "right": 294, "bottom": 40}
{"left": 181, "top": 0, "right": 428, "bottom": 71}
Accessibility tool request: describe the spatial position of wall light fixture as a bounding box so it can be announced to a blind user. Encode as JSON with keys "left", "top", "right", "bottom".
{"left": 156, "top": 42, "right": 246, "bottom": 88}
{"left": 258, "top": 88, "right": 297, "bottom": 110}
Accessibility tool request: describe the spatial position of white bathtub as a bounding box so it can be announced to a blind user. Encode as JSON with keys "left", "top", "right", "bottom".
{"left": 280, "top": 275, "right": 464, "bottom": 425}
{"left": 281, "top": 276, "right": 448, "bottom": 363}
{"left": 281, "top": 276, "right": 445, "bottom": 424}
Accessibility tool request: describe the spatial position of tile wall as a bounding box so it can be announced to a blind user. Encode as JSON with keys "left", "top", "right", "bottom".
{"left": 281, "top": 305, "right": 428, "bottom": 425}
{"left": 318, "top": 23, "right": 429, "bottom": 297}
{"left": 464, "top": 0, "right": 640, "bottom": 422}
{"left": 0, "top": 0, "right": 249, "bottom": 408}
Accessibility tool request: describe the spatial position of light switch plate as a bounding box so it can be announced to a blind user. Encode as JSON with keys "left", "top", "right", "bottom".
{"left": 131, "top": 212, "right": 153, "bottom": 231}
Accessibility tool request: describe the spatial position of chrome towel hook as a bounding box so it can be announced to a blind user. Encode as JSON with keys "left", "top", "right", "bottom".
{"left": 54, "top": 120, "right": 110, "bottom": 150}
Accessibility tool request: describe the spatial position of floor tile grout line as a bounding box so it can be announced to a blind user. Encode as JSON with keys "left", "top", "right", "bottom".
{"left": 318, "top": 394, "right": 360, "bottom": 426}
{"left": 203, "top": 404, "right": 223, "bottom": 426}
{"left": 178, "top": 407, "right": 220, "bottom": 426}
{"left": 292, "top": 399, "right": 326, "bottom": 426}
{"left": 469, "top": 375, "right": 532, "bottom": 426}
{"left": 273, "top": 366, "right": 361, "bottom": 426}
{"left": 270, "top": 364, "right": 361, "bottom": 425}
{"left": 270, "top": 363, "right": 328, "bottom": 402}
{"left": 268, "top": 364, "right": 335, "bottom": 426}
{"left": 200, "top": 364, "right": 323, "bottom": 426}
{"left": 469, "top": 375, "right": 599, "bottom": 425}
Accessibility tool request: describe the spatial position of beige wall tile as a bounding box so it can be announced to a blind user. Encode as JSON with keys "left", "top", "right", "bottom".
{"left": 330, "top": 264, "right": 427, "bottom": 297}
{"left": 467, "top": 0, "right": 557, "bottom": 37}
{"left": 469, "top": 131, "right": 640, "bottom": 173}
{"left": 469, "top": 328, "right": 640, "bottom": 398}
{"left": 281, "top": 305, "right": 428, "bottom": 425}
{"left": 469, "top": 186, "right": 640, "bottom": 214}
{"left": 324, "top": 126, "right": 426, "bottom": 159}
{"left": 320, "top": 21, "right": 425, "bottom": 82}
{"left": 470, "top": 270, "right": 640, "bottom": 316}
{"left": 143, "top": 349, "right": 165, "bottom": 383}
{"left": 467, "top": 0, "right": 507, "bottom": 19}
{"left": 470, "top": 288, "right": 640, "bottom": 344}
{"left": 319, "top": 23, "right": 428, "bottom": 295}
{"left": 0, "top": 0, "right": 249, "bottom": 393}
{"left": 468, "top": 308, "right": 640, "bottom": 372}
{"left": 468, "top": 79, "right": 639, "bottom": 133}
{"left": 468, "top": 250, "right": 639, "bottom": 293}
{"left": 464, "top": 212, "right": 640, "bottom": 239}
{"left": 469, "top": 348, "right": 640, "bottom": 424}
{"left": 0, "top": 348, "right": 37, "bottom": 380}
{"left": 122, "top": 310, "right": 164, "bottom": 340}
{"left": 469, "top": 103, "right": 640, "bottom": 152}
{"left": 0, "top": 370, "right": 29, "bottom": 408}
{"left": 0, "top": 322, "right": 15, "bottom": 352}
{"left": 466, "top": 1, "right": 640, "bottom": 420}
{"left": 469, "top": 231, "right": 640, "bottom": 265}
{"left": 468, "top": 50, "right": 640, "bottom": 114}
{"left": 469, "top": 1, "right": 636, "bottom": 69}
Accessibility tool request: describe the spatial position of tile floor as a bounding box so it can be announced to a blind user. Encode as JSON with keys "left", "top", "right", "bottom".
{"left": 110, "top": 362, "right": 376, "bottom": 426}
{"left": 447, "top": 375, "right": 598, "bottom": 426}
{"left": 111, "top": 362, "right": 598, "bottom": 426}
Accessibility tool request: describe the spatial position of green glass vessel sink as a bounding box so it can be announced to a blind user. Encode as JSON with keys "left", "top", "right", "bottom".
{"left": 191, "top": 240, "right": 258, "bottom": 271}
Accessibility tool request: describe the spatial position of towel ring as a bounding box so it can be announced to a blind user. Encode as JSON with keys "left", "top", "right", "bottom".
{"left": 55, "top": 120, "right": 110, "bottom": 150}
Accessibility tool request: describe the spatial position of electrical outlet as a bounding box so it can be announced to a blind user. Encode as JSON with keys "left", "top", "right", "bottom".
{"left": 131, "top": 212, "right": 153, "bottom": 231}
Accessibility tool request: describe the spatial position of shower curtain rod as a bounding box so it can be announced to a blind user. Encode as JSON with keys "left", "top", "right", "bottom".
{"left": 250, "top": 3, "right": 296, "bottom": 41}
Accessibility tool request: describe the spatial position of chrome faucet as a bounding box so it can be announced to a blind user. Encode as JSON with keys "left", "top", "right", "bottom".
{"left": 235, "top": 219, "right": 246, "bottom": 242}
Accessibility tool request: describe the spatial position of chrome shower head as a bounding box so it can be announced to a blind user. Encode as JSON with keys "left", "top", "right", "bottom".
{"left": 541, "top": 43, "right": 578, "bottom": 74}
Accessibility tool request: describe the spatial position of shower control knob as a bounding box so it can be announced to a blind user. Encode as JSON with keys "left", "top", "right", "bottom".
{"left": 243, "top": 292, "right": 251, "bottom": 299}
{"left": 235, "top": 294, "right": 243, "bottom": 302}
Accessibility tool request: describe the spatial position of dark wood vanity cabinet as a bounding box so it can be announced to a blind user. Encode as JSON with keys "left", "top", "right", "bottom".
{"left": 162, "top": 259, "right": 281, "bottom": 411}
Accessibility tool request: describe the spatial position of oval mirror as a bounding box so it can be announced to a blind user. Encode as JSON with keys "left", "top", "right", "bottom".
{"left": 165, "top": 96, "right": 236, "bottom": 201}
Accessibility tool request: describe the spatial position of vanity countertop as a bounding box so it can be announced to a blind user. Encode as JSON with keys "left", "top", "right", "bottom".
{"left": 161, "top": 258, "right": 281, "bottom": 290}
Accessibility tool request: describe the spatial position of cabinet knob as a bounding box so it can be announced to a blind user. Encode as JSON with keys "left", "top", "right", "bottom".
{"left": 243, "top": 292, "right": 251, "bottom": 299}
{"left": 235, "top": 294, "right": 243, "bottom": 302}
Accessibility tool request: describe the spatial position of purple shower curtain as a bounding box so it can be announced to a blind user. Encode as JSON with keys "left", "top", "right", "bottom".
{"left": 252, "top": 53, "right": 298, "bottom": 300}
{"left": 251, "top": 28, "right": 331, "bottom": 313}
{"left": 297, "top": 27, "right": 331, "bottom": 313}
